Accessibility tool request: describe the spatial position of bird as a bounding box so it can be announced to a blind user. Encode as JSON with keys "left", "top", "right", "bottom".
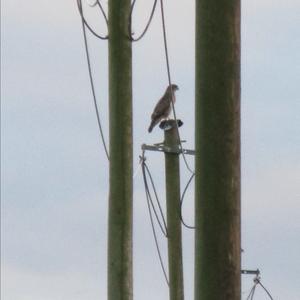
{"left": 148, "top": 84, "right": 179, "bottom": 133}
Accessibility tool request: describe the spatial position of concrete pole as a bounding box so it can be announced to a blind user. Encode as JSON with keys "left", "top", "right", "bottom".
{"left": 164, "top": 121, "right": 184, "bottom": 300}
{"left": 194, "top": 1, "right": 241, "bottom": 299}
{"left": 107, "top": 0, "right": 133, "bottom": 299}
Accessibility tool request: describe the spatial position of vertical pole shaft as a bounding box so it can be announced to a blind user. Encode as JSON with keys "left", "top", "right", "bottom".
{"left": 164, "top": 122, "right": 184, "bottom": 300}
{"left": 108, "top": 1, "right": 133, "bottom": 299}
{"left": 195, "top": 1, "right": 241, "bottom": 299}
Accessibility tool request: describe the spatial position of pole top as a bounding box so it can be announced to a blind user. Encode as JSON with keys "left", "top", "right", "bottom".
{"left": 159, "top": 119, "right": 183, "bottom": 131}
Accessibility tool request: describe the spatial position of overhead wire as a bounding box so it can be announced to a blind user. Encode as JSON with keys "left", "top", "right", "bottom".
{"left": 159, "top": 0, "right": 195, "bottom": 175}
{"left": 245, "top": 274, "right": 274, "bottom": 300}
{"left": 158, "top": 0, "right": 196, "bottom": 230}
{"left": 141, "top": 152, "right": 169, "bottom": 286}
{"left": 133, "top": 158, "right": 143, "bottom": 179}
{"left": 77, "top": 0, "right": 108, "bottom": 40}
{"left": 129, "top": 0, "right": 158, "bottom": 41}
{"left": 141, "top": 153, "right": 168, "bottom": 237}
{"left": 256, "top": 278, "right": 274, "bottom": 300}
{"left": 96, "top": 0, "right": 108, "bottom": 25}
{"left": 78, "top": 0, "right": 110, "bottom": 160}
{"left": 180, "top": 173, "right": 195, "bottom": 229}
{"left": 246, "top": 284, "right": 257, "bottom": 300}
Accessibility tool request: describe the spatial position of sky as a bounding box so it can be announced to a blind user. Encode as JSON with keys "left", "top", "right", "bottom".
{"left": 1, "top": 0, "right": 300, "bottom": 299}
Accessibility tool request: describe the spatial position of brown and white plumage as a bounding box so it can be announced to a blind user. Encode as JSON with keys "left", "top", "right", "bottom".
{"left": 148, "top": 84, "right": 179, "bottom": 133}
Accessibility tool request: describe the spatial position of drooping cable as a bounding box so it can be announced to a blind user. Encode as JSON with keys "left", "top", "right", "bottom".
{"left": 129, "top": 0, "right": 158, "bottom": 41}
{"left": 256, "top": 278, "right": 274, "bottom": 300}
{"left": 77, "top": 0, "right": 108, "bottom": 40}
{"left": 141, "top": 154, "right": 168, "bottom": 237}
{"left": 245, "top": 274, "right": 274, "bottom": 300}
{"left": 141, "top": 152, "right": 169, "bottom": 286}
{"left": 79, "top": 5, "right": 110, "bottom": 160}
{"left": 96, "top": 0, "right": 108, "bottom": 25}
{"left": 180, "top": 173, "right": 195, "bottom": 229}
{"left": 159, "top": 0, "right": 195, "bottom": 175}
{"left": 246, "top": 284, "right": 257, "bottom": 300}
{"left": 133, "top": 158, "right": 143, "bottom": 179}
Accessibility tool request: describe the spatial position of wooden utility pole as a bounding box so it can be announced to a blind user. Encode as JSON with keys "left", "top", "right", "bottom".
{"left": 164, "top": 121, "right": 184, "bottom": 300}
{"left": 107, "top": 1, "right": 133, "bottom": 299}
{"left": 194, "top": 1, "right": 241, "bottom": 299}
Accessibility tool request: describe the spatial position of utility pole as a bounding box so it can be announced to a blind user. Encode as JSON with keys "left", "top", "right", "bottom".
{"left": 107, "top": 1, "right": 133, "bottom": 300}
{"left": 194, "top": 1, "right": 241, "bottom": 300}
{"left": 142, "top": 120, "right": 188, "bottom": 300}
{"left": 164, "top": 121, "right": 184, "bottom": 300}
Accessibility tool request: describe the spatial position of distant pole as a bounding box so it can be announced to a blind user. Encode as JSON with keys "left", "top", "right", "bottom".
{"left": 194, "top": 1, "right": 241, "bottom": 300}
{"left": 107, "top": 0, "right": 133, "bottom": 299}
{"left": 164, "top": 120, "right": 184, "bottom": 300}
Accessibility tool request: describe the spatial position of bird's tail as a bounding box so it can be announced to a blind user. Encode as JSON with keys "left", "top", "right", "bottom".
{"left": 148, "top": 120, "right": 156, "bottom": 133}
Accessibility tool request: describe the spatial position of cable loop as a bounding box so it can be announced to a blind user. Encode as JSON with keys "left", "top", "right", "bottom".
{"left": 256, "top": 277, "right": 274, "bottom": 299}
{"left": 128, "top": 0, "right": 158, "bottom": 41}
{"left": 245, "top": 274, "right": 274, "bottom": 300}
{"left": 77, "top": 0, "right": 108, "bottom": 40}
{"left": 180, "top": 173, "right": 195, "bottom": 229}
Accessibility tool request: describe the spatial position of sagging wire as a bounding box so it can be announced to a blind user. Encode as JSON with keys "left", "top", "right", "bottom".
{"left": 78, "top": 0, "right": 110, "bottom": 160}
{"left": 77, "top": 0, "right": 108, "bottom": 40}
{"left": 246, "top": 284, "right": 257, "bottom": 300}
{"left": 129, "top": 0, "right": 158, "bottom": 41}
{"left": 96, "top": 0, "right": 108, "bottom": 25}
{"left": 133, "top": 158, "right": 143, "bottom": 179}
{"left": 141, "top": 153, "right": 168, "bottom": 237}
{"left": 180, "top": 173, "right": 195, "bottom": 229}
{"left": 159, "top": 0, "right": 195, "bottom": 175}
{"left": 141, "top": 152, "right": 169, "bottom": 286}
{"left": 256, "top": 278, "right": 274, "bottom": 300}
{"left": 245, "top": 273, "right": 274, "bottom": 300}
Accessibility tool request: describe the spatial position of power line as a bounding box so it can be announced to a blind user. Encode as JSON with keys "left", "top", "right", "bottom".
{"left": 141, "top": 143, "right": 195, "bottom": 229}
{"left": 77, "top": 0, "right": 108, "bottom": 40}
{"left": 141, "top": 153, "right": 168, "bottom": 237}
{"left": 96, "top": 0, "right": 108, "bottom": 24}
{"left": 159, "top": 0, "right": 195, "bottom": 175}
{"left": 145, "top": 188, "right": 169, "bottom": 286}
{"left": 78, "top": 3, "right": 110, "bottom": 160}
{"left": 246, "top": 284, "right": 257, "bottom": 300}
{"left": 129, "top": 0, "right": 158, "bottom": 41}
{"left": 180, "top": 173, "right": 195, "bottom": 229}
{"left": 133, "top": 158, "right": 143, "bottom": 179}
{"left": 244, "top": 272, "right": 274, "bottom": 300}
{"left": 256, "top": 278, "right": 274, "bottom": 300}
{"left": 141, "top": 152, "right": 169, "bottom": 286}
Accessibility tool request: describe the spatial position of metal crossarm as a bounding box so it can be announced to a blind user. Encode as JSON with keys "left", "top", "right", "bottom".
{"left": 241, "top": 269, "right": 260, "bottom": 275}
{"left": 142, "top": 143, "right": 195, "bottom": 156}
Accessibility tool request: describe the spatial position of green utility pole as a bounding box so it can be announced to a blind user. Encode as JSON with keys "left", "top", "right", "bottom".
{"left": 164, "top": 121, "right": 184, "bottom": 300}
{"left": 107, "top": 1, "right": 133, "bottom": 300}
{"left": 194, "top": 1, "right": 241, "bottom": 300}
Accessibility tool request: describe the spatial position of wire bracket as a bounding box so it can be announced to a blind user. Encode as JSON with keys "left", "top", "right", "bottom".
{"left": 142, "top": 143, "right": 195, "bottom": 155}
{"left": 241, "top": 269, "right": 260, "bottom": 275}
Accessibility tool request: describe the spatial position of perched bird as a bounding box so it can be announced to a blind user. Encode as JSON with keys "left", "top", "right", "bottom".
{"left": 148, "top": 84, "right": 179, "bottom": 133}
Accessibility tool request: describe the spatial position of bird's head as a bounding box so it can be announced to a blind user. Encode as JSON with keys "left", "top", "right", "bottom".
{"left": 171, "top": 84, "right": 179, "bottom": 91}
{"left": 167, "top": 84, "right": 179, "bottom": 93}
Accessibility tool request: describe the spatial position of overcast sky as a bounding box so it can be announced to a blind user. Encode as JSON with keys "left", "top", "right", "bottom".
{"left": 1, "top": 0, "right": 300, "bottom": 299}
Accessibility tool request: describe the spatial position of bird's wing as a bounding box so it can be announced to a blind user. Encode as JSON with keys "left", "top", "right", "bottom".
{"left": 151, "top": 95, "right": 171, "bottom": 120}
